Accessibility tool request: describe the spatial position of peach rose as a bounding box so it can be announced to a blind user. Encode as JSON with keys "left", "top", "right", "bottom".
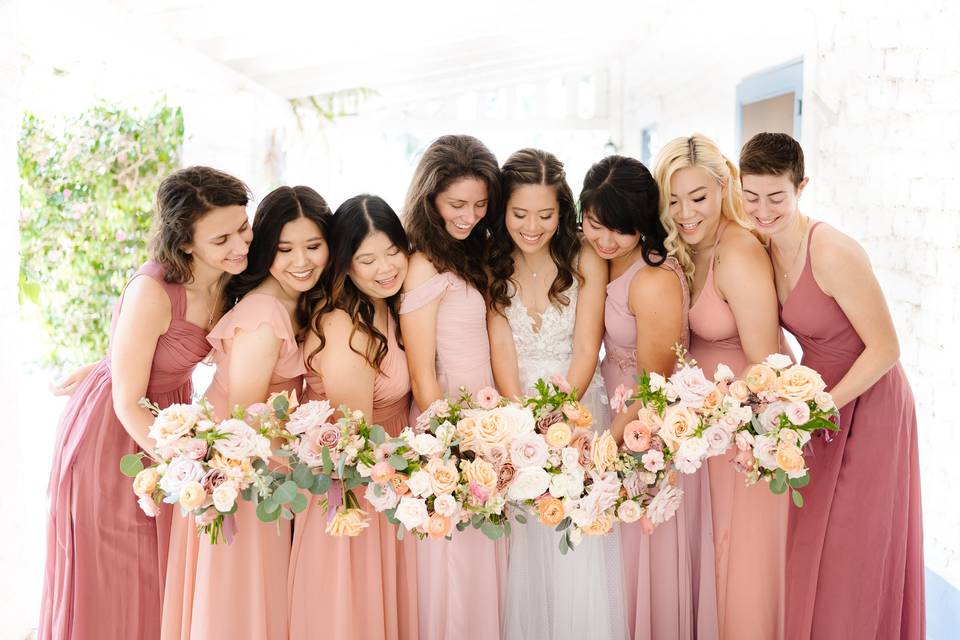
{"left": 456, "top": 416, "right": 479, "bottom": 448}
{"left": 178, "top": 481, "right": 206, "bottom": 511}
{"left": 462, "top": 458, "right": 498, "bottom": 492}
{"left": 476, "top": 412, "right": 509, "bottom": 449}
{"left": 427, "top": 513, "right": 452, "bottom": 538}
{"left": 659, "top": 405, "right": 699, "bottom": 452}
{"left": 591, "top": 432, "right": 618, "bottom": 472}
{"left": 728, "top": 379, "right": 751, "bottom": 403}
{"left": 636, "top": 406, "right": 663, "bottom": 434}
{"left": 703, "top": 389, "right": 722, "bottom": 412}
{"left": 780, "top": 365, "right": 826, "bottom": 403}
{"left": 132, "top": 467, "right": 160, "bottom": 496}
{"left": 775, "top": 441, "right": 806, "bottom": 476}
{"left": 545, "top": 422, "right": 573, "bottom": 448}
{"left": 572, "top": 404, "right": 593, "bottom": 428}
{"left": 744, "top": 364, "right": 778, "bottom": 394}
{"left": 623, "top": 420, "right": 652, "bottom": 453}
{"left": 537, "top": 496, "right": 565, "bottom": 526}
{"left": 388, "top": 475, "right": 410, "bottom": 496}
{"left": 426, "top": 457, "right": 459, "bottom": 495}
{"left": 371, "top": 461, "right": 396, "bottom": 483}
{"left": 582, "top": 512, "right": 614, "bottom": 536}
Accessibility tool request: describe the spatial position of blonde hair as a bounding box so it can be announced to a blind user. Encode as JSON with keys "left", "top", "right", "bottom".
{"left": 652, "top": 134, "right": 751, "bottom": 283}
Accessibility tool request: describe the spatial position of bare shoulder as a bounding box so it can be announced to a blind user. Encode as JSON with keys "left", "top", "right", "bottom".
{"left": 718, "top": 225, "right": 772, "bottom": 274}
{"left": 577, "top": 241, "right": 607, "bottom": 281}
{"left": 320, "top": 308, "right": 354, "bottom": 335}
{"left": 810, "top": 221, "right": 872, "bottom": 274}
{"left": 402, "top": 251, "right": 440, "bottom": 292}
{"left": 119, "top": 274, "right": 171, "bottom": 328}
{"left": 629, "top": 261, "right": 682, "bottom": 302}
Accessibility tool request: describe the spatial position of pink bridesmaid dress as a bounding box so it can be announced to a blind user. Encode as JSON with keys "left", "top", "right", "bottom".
{"left": 688, "top": 220, "right": 787, "bottom": 640}
{"left": 398, "top": 271, "right": 508, "bottom": 640}
{"left": 161, "top": 293, "right": 305, "bottom": 640}
{"left": 780, "top": 222, "right": 924, "bottom": 640}
{"left": 288, "top": 315, "right": 419, "bottom": 640}
{"left": 601, "top": 255, "right": 719, "bottom": 640}
{"left": 40, "top": 261, "right": 209, "bottom": 640}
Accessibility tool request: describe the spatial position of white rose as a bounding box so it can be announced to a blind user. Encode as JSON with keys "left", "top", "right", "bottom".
{"left": 617, "top": 500, "right": 643, "bottom": 523}
{"left": 286, "top": 400, "right": 335, "bottom": 435}
{"left": 158, "top": 456, "right": 205, "bottom": 499}
{"left": 764, "top": 353, "right": 793, "bottom": 370}
{"left": 405, "top": 470, "right": 434, "bottom": 498}
{"left": 677, "top": 435, "right": 709, "bottom": 462}
{"left": 786, "top": 402, "right": 811, "bottom": 426}
{"left": 670, "top": 366, "right": 715, "bottom": 409}
{"left": 365, "top": 482, "right": 400, "bottom": 511}
{"left": 411, "top": 433, "right": 443, "bottom": 457}
{"left": 713, "top": 363, "right": 735, "bottom": 383}
{"left": 394, "top": 497, "right": 428, "bottom": 530}
{"left": 495, "top": 404, "right": 536, "bottom": 439}
{"left": 434, "top": 422, "right": 456, "bottom": 447}
{"left": 138, "top": 494, "right": 160, "bottom": 517}
{"left": 561, "top": 447, "right": 582, "bottom": 471}
{"left": 567, "top": 498, "right": 595, "bottom": 528}
{"left": 509, "top": 433, "right": 550, "bottom": 469}
{"left": 433, "top": 493, "right": 460, "bottom": 519}
{"left": 212, "top": 482, "right": 238, "bottom": 512}
{"left": 212, "top": 419, "right": 261, "bottom": 460}
{"left": 753, "top": 434, "right": 779, "bottom": 470}
{"left": 648, "top": 372, "right": 667, "bottom": 392}
{"left": 195, "top": 419, "right": 216, "bottom": 433}
{"left": 702, "top": 425, "right": 733, "bottom": 456}
{"left": 758, "top": 402, "right": 790, "bottom": 434}
{"left": 664, "top": 382, "right": 679, "bottom": 402}
{"left": 149, "top": 403, "right": 202, "bottom": 446}
{"left": 549, "top": 468, "right": 585, "bottom": 499}
{"left": 506, "top": 467, "right": 551, "bottom": 501}
{"left": 673, "top": 454, "right": 703, "bottom": 474}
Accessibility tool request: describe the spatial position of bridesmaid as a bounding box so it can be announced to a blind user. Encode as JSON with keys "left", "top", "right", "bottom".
{"left": 162, "top": 186, "right": 331, "bottom": 640}
{"left": 288, "top": 195, "right": 418, "bottom": 640}
{"left": 398, "top": 134, "right": 506, "bottom": 640}
{"left": 739, "top": 133, "right": 924, "bottom": 640}
{"left": 39, "top": 166, "right": 251, "bottom": 640}
{"left": 582, "top": 155, "right": 719, "bottom": 640}
{"left": 653, "top": 134, "right": 787, "bottom": 640}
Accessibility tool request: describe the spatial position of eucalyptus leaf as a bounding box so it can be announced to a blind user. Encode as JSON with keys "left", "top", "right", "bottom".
{"left": 290, "top": 492, "right": 308, "bottom": 514}
{"left": 388, "top": 454, "right": 408, "bottom": 471}
{"left": 273, "top": 480, "right": 299, "bottom": 504}
{"left": 292, "top": 464, "right": 314, "bottom": 489}
{"left": 310, "top": 474, "right": 331, "bottom": 495}
{"left": 119, "top": 453, "right": 144, "bottom": 478}
{"left": 791, "top": 490, "right": 805, "bottom": 508}
{"left": 256, "top": 500, "right": 281, "bottom": 522}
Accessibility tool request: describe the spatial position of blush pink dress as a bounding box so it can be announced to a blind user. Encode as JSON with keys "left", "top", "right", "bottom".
{"left": 780, "top": 222, "right": 924, "bottom": 640}
{"left": 161, "top": 293, "right": 305, "bottom": 640}
{"left": 601, "top": 255, "right": 719, "bottom": 640}
{"left": 399, "top": 271, "right": 508, "bottom": 640}
{"left": 39, "top": 261, "right": 209, "bottom": 640}
{"left": 287, "top": 314, "right": 419, "bottom": 640}
{"left": 688, "top": 220, "right": 787, "bottom": 640}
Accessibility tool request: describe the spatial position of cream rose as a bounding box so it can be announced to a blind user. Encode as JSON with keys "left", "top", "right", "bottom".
{"left": 149, "top": 403, "right": 202, "bottom": 446}
{"left": 617, "top": 500, "right": 643, "bottom": 523}
{"left": 745, "top": 364, "right": 778, "bottom": 395}
{"left": 426, "top": 457, "right": 460, "bottom": 495}
{"left": 659, "top": 405, "right": 699, "bottom": 452}
{"left": 590, "top": 431, "right": 619, "bottom": 472}
{"left": 394, "top": 497, "right": 428, "bottom": 530}
{"left": 507, "top": 467, "right": 551, "bottom": 501}
{"left": 728, "top": 379, "right": 751, "bottom": 403}
{"left": 775, "top": 441, "right": 806, "bottom": 477}
{"left": 212, "top": 482, "right": 238, "bottom": 512}
{"left": 462, "top": 458, "right": 498, "bottom": 492}
{"left": 405, "top": 470, "right": 434, "bottom": 498}
{"left": 411, "top": 433, "right": 444, "bottom": 457}
{"left": 133, "top": 467, "right": 160, "bottom": 496}
{"left": 780, "top": 365, "right": 826, "bottom": 403}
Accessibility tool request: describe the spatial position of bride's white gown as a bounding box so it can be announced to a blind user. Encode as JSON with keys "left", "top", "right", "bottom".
{"left": 502, "top": 280, "right": 628, "bottom": 640}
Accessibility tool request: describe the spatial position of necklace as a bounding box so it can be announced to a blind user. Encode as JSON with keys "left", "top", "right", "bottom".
{"left": 204, "top": 277, "right": 225, "bottom": 329}
{"left": 518, "top": 252, "right": 551, "bottom": 280}
{"left": 775, "top": 216, "right": 808, "bottom": 281}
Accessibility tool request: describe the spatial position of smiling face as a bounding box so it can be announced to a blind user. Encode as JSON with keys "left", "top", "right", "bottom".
{"left": 269, "top": 216, "right": 328, "bottom": 296}
{"left": 183, "top": 204, "right": 252, "bottom": 275}
{"left": 581, "top": 209, "right": 640, "bottom": 261}
{"left": 434, "top": 176, "right": 489, "bottom": 240}
{"left": 741, "top": 172, "right": 808, "bottom": 236}
{"left": 504, "top": 183, "right": 560, "bottom": 255}
{"left": 668, "top": 166, "right": 725, "bottom": 249}
{"left": 349, "top": 230, "right": 408, "bottom": 299}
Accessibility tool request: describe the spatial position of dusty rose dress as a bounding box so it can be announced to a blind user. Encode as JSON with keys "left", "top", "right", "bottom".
{"left": 688, "top": 220, "right": 787, "bottom": 640}
{"left": 161, "top": 293, "right": 305, "bottom": 640}
{"left": 399, "top": 271, "right": 507, "bottom": 640}
{"left": 39, "top": 261, "right": 209, "bottom": 640}
{"left": 780, "top": 222, "right": 924, "bottom": 640}
{"left": 288, "top": 314, "right": 419, "bottom": 640}
{"left": 601, "top": 255, "right": 719, "bottom": 640}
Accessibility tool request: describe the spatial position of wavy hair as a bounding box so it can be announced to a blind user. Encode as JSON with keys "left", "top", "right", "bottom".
{"left": 401, "top": 134, "right": 500, "bottom": 293}
{"left": 306, "top": 195, "right": 409, "bottom": 374}
{"left": 224, "top": 186, "right": 332, "bottom": 334}
{"left": 488, "top": 148, "right": 582, "bottom": 315}
{"left": 653, "top": 134, "right": 751, "bottom": 283}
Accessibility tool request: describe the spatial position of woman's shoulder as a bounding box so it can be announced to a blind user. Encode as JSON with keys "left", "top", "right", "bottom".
{"left": 402, "top": 251, "right": 441, "bottom": 292}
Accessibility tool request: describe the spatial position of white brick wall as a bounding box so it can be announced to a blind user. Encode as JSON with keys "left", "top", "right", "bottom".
{"left": 619, "top": 0, "right": 960, "bottom": 588}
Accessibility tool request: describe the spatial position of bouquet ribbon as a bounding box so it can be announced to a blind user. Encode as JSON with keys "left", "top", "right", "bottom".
{"left": 326, "top": 480, "right": 344, "bottom": 524}
{"left": 222, "top": 514, "right": 238, "bottom": 545}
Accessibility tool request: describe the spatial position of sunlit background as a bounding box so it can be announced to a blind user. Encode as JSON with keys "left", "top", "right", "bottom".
{"left": 3, "top": 0, "right": 959, "bottom": 637}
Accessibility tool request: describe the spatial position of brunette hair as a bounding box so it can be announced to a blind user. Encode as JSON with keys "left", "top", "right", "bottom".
{"left": 401, "top": 134, "right": 500, "bottom": 293}
{"left": 488, "top": 148, "right": 582, "bottom": 315}
{"left": 306, "top": 195, "right": 409, "bottom": 373}
{"left": 578, "top": 155, "right": 666, "bottom": 267}
{"left": 224, "top": 186, "right": 332, "bottom": 332}
{"left": 739, "top": 132, "right": 806, "bottom": 188}
{"left": 149, "top": 166, "right": 250, "bottom": 283}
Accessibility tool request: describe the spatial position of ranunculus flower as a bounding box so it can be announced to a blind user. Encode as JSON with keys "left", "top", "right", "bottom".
{"left": 326, "top": 508, "right": 370, "bottom": 537}
{"left": 623, "top": 420, "right": 652, "bottom": 453}
{"left": 149, "top": 403, "right": 202, "bottom": 446}
{"left": 745, "top": 364, "right": 778, "bottom": 395}
{"left": 286, "top": 399, "right": 335, "bottom": 435}
{"left": 412, "top": 433, "right": 444, "bottom": 457}
{"left": 609, "top": 384, "right": 630, "bottom": 414}
{"left": 591, "top": 431, "right": 618, "bottom": 472}
{"left": 178, "top": 481, "right": 207, "bottom": 511}
{"left": 660, "top": 405, "right": 699, "bottom": 452}
{"left": 432, "top": 493, "right": 460, "bottom": 519}
{"left": 133, "top": 467, "right": 160, "bottom": 496}
{"left": 212, "top": 482, "right": 238, "bottom": 512}
{"left": 780, "top": 365, "right": 826, "bottom": 403}
{"left": 461, "top": 458, "right": 498, "bottom": 492}
{"left": 426, "top": 457, "right": 459, "bottom": 495}
{"left": 764, "top": 353, "right": 793, "bottom": 370}
{"left": 138, "top": 494, "right": 160, "bottom": 517}
{"left": 545, "top": 422, "right": 573, "bottom": 448}
{"left": 365, "top": 482, "right": 400, "bottom": 511}
{"left": 641, "top": 449, "right": 665, "bottom": 473}
{"left": 507, "top": 467, "right": 551, "bottom": 501}
{"left": 775, "top": 441, "right": 806, "bottom": 477}
{"left": 670, "top": 366, "right": 715, "bottom": 409}
{"left": 427, "top": 513, "right": 452, "bottom": 538}
{"left": 617, "top": 500, "right": 642, "bottom": 523}
{"left": 394, "top": 497, "right": 428, "bottom": 530}
{"left": 537, "top": 496, "right": 565, "bottom": 526}
{"left": 510, "top": 433, "right": 550, "bottom": 468}
{"left": 474, "top": 386, "right": 501, "bottom": 409}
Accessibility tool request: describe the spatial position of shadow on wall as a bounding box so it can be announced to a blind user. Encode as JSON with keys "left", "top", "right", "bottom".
{"left": 927, "top": 567, "right": 960, "bottom": 639}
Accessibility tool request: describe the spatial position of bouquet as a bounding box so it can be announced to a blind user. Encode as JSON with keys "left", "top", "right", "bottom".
{"left": 727, "top": 354, "right": 839, "bottom": 506}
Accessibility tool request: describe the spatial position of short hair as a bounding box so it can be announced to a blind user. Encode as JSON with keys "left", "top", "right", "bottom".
{"left": 739, "top": 132, "right": 805, "bottom": 188}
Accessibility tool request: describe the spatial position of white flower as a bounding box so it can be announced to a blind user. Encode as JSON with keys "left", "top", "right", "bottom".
{"left": 664, "top": 382, "right": 679, "bottom": 402}
{"left": 649, "top": 372, "right": 667, "bottom": 392}
{"left": 735, "top": 430, "right": 755, "bottom": 451}
{"left": 670, "top": 366, "right": 715, "bottom": 409}
{"left": 549, "top": 468, "right": 585, "bottom": 499}
{"left": 586, "top": 470, "right": 622, "bottom": 514}
{"left": 753, "top": 434, "right": 779, "bottom": 470}
{"left": 158, "top": 456, "right": 205, "bottom": 499}
{"left": 507, "top": 467, "right": 551, "bottom": 501}
{"left": 786, "top": 402, "right": 811, "bottom": 426}
{"left": 484, "top": 494, "right": 506, "bottom": 515}
{"left": 432, "top": 493, "right": 460, "bottom": 519}
{"left": 567, "top": 498, "right": 595, "bottom": 528}
{"left": 509, "top": 433, "right": 550, "bottom": 469}
{"left": 366, "top": 482, "right": 400, "bottom": 511}
{"left": 568, "top": 527, "right": 584, "bottom": 548}
{"left": 758, "top": 402, "right": 789, "bottom": 434}
{"left": 561, "top": 447, "right": 583, "bottom": 471}
{"left": 764, "top": 353, "right": 793, "bottom": 370}
{"left": 673, "top": 454, "right": 703, "bottom": 474}
{"left": 149, "top": 403, "right": 202, "bottom": 446}
{"left": 411, "top": 433, "right": 443, "bottom": 457}
{"left": 677, "top": 436, "right": 709, "bottom": 462}
{"left": 212, "top": 481, "right": 238, "bottom": 512}
{"left": 138, "top": 494, "right": 160, "bottom": 517}
{"left": 286, "top": 400, "right": 335, "bottom": 435}
{"left": 405, "top": 470, "right": 434, "bottom": 498}
{"left": 195, "top": 419, "right": 216, "bottom": 433}
{"left": 617, "top": 500, "right": 643, "bottom": 523}
{"left": 495, "top": 404, "right": 536, "bottom": 439}
{"left": 814, "top": 391, "right": 835, "bottom": 411}
{"left": 647, "top": 483, "right": 684, "bottom": 525}
{"left": 641, "top": 449, "right": 665, "bottom": 472}
{"left": 395, "top": 497, "right": 428, "bottom": 530}
{"left": 434, "top": 422, "right": 456, "bottom": 447}
{"left": 713, "top": 363, "right": 735, "bottom": 383}
{"left": 213, "top": 419, "right": 262, "bottom": 460}
{"left": 702, "top": 425, "right": 732, "bottom": 456}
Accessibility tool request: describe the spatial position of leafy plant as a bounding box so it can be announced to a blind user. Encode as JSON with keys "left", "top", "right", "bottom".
{"left": 18, "top": 101, "right": 184, "bottom": 368}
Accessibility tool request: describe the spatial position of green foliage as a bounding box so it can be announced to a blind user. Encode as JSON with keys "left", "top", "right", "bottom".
{"left": 18, "top": 101, "right": 184, "bottom": 367}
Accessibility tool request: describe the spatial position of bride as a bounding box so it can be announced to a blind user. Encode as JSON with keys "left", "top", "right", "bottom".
{"left": 488, "top": 148, "right": 628, "bottom": 639}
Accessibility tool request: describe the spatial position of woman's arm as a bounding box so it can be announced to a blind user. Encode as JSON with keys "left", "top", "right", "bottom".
{"left": 488, "top": 308, "right": 523, "bottom": 400}
{"left": 52, "top": 362, "right": 97, "bottom": 396}
{"left": 565, "top": 243, "right": 607, "bottom": 399}
{"left": 312, "top": 310, "right": 378, "bottom": 419}
{"left": 225, "top": 323, "right": 283, "bottom": 412}
{"left": 809, "top": 226, "right": 900, "bottom": 410}
{"left": 400, "top": 253, "right": 444, "bottom": 409}
{"left": 609, "top": 266, "right": 684, "bottom": 442}
{"left": 716, "top": 229, "right": 782, "bottom": 373}
{"left": 110, "top": 277, "right": 172, "bottom": 456}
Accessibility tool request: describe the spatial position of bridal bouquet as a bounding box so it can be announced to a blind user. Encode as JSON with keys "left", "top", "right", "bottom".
{"left": 121, "top": 393, "right": 295, "bottom": 543}
{"left": 727, "top": 354, "right": 839, "bottom": 506}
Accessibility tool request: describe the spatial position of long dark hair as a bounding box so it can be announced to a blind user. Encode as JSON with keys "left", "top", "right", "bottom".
{"left": 306, "top": 195, "right": 409, "bottom": 374}
{"left": 488, "top": 148, "right": 582, "bottom": 315}
{"left": 224, "top": 186, "right": 332, "bottom": 332}
{"left": 579, "top": 155, "right": 666, "bottom": 267}
{"left": 402, "top": 134, "right": 500, "bottom": 293}
{"left": 150, "top": 166, "right": 250, "bottom": 284}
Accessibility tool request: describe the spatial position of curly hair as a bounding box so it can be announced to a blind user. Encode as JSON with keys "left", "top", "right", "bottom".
{"left": 401, "top": 134, "right": 500, "bottom": 293}
{"left": 488, "top": 148, "right": 582, "bottom": 315}
{"left": 305, "top": 195, "right": 409, "bottom": 374}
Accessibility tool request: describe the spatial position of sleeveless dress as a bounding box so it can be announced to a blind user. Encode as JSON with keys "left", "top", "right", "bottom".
{"left": 780, "top": 222, "right": 924, "bottom": 640}
{"left": 399, "top": 271, "right": 508, "bottom": 640}
{"left": 600, "top": 255, "right": 719, "bottom": 640}
{"left": 161, "top": 293, "right": 305, "bottom": 640}
{"left": 502, "top": 278, "right": 629, "bottom": 640}
{"left": 287, "top": 314, "right": 419, "bottom": 640}
{"left": 39, "top": 261, "right": 210, "bottom": 640}
{"left": 688, "top": 220, "right": 787, "bottom": 640}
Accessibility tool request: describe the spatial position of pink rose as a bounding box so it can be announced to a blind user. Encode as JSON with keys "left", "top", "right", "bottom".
{"left": 175, "top": 438, "right": 208, "bottom": 461}
{"left": 733, "top": 447, "right": 756, "bottom": 473}
{"left": 474, "top": 386, "right": 501, "bottom": 410}
{"left": 138, "top": 494, "right": 160, "bottom": 517}
{"left": 670, "top": 366, "right": 715, "bottom": 409}
{"left": 785, "top": 402, "right": 811, "bottom": 426}
{"left": 569, "top": 429, "right": 593, "bottom": 467}
{"left": 509, "top": 433, "right": 550, "bottom": 468}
